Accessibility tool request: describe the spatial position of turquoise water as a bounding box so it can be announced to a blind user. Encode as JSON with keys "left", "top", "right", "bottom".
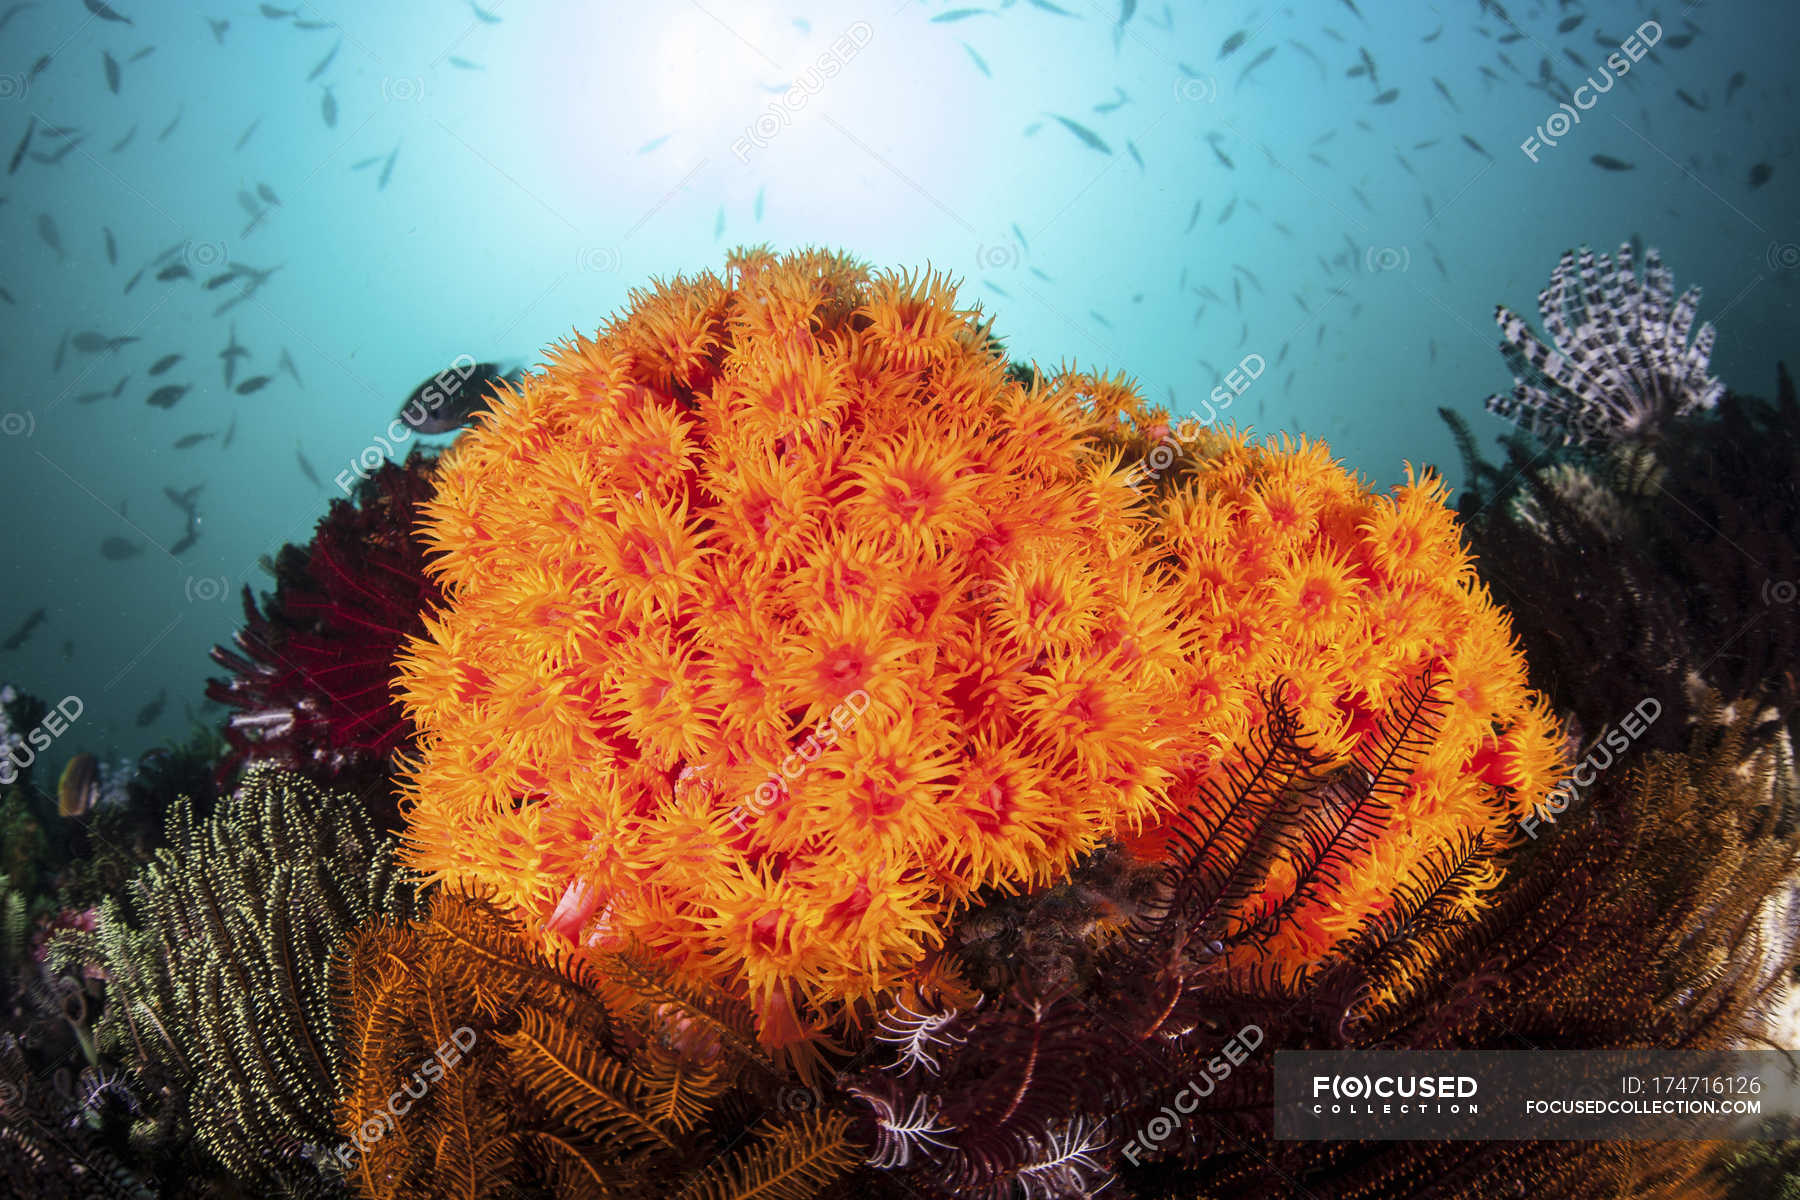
{"left": 2, "top": 0, "right": 1794, "bottom": 754}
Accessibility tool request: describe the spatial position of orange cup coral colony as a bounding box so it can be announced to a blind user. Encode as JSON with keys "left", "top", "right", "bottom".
{"left": 395, "top": 247, "right": 1564, "bottom": 1054}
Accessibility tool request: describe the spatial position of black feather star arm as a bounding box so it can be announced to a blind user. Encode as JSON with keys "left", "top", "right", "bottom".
{"left": 46, "top": 765, "right": 414, "bottom": 1192}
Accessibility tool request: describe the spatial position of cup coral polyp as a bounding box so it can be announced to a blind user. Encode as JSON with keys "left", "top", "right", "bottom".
{"left": 395, "top": 248, "right": 1203, "bottom": 1052}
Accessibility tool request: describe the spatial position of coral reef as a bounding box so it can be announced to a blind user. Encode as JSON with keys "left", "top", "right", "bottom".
{"left": 1485, "top": 241, "right": 1724, "bottom": 447}
{"left": 395, "top": 248, "right": 1207, "bottom": 1053}
{"left": 207, "top": 451, "right": 442, "bottom": 823}
{"left": 50, "top": 766, "right": 413, "bottom": 1192}
{"left": 396, "top": 249, "right": 1562, "bottom": 1064}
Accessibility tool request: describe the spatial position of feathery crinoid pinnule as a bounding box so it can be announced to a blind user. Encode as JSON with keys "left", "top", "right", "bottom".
{"left": 1114, "top": 417, "right": 1568, "bottom": 979}
{"left": 1486, "top": 242, "right": 1724, "bottom": 447}
{"left": 395, "top": 247, "right": 1204, "bottom": 1059}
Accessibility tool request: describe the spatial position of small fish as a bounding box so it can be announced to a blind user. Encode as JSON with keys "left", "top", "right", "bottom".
{"left": 71, "top": 331, "right": 111, "bottom": 352}
{"left": 0, "top": 607, "right": 45, "bottom": 651}
{"left": 235, "top": 116, "right": 261, "bottom": 151}
{"left": 257, "top": 181, "right": 280, "bottom": 207}
{"left": 1287, "top": 37, "right": 1326, "bottom": 78}
{"left": 753, "top": 186, "right": 765, "bottom": 222}
{"left": 1024, "top": 0, "right": 1074, "bottom": 13}
{"left": 0, "top": 4, "right": 36, "bottom": 34}
{"left": 1219, "top": 29, "right": 1247, "bottom": 59}
{"left": 25, "top": 53, "right": 49, "bottom": 85}
{"left": 173, "top": 431, "right": 215, "bottom": 449}
{"left": 155, "top": 262, "right": 192, "bottom": 281}
{"left": 102, "top": 50, "right": 120, "bottom": 93}
{"left": 1749, "top": 162, "right": 1772, "bottom": 189}
{"left": 378, "top": 144, "right": 399, "bottom": 189}
{"left": 1461, "top": 133, "right": 1491, "bottom": 158}
{"left": 128, "top": 45, "right": 153, "bottom": 62}
{"left": 295, "top": 443, "right": 320, "bottom": 487}
{"left": 101, "top": 536, "right": 142, "bottom": 560}
{"left": 277, "top": 346, "right": 302, "bottom": 386}
{"left": 222, "top": 413, "right": 237, "bottom": 448}
{"left": 931, "top": 8, "right": 992, "bottom": 22}
{"left": 109, "top": 124, "right": 136, "bottom": 152}
{"left": 74, "top": 389, "right": 108, "bottom": 403}
{"left": 259, "top": 3, "right": 292, "bottom": 16}
{"left": 307, "top": 39, "right": 339, "bottom": 82}
{"left": 1557, "top": 15, "right": 1584, "bottom": 33}
{"left": 1371, "top": 88, "right": 1399, "bottom": 105}
{"left": 1217, "top": 194, "right": 1236, "bottom": 224}
{"left": 984, "top": 279, "right": 1010, "bottom": 298}
{"left": 163, "top": 483, "right": 202, "bottom": 514}
{"left": 135, "top": 689, "right": 166, "bottom": 727}
{"left": 447, "top": 56, "right": 481, "bottom": 70}
{"left": 37, "top": 212, "right": 64, "bottom": 259}
{"left": 1010, "top": 221, "right": 1029, "bottom": 251}
{"left": 321, "top": 86, "right": 337, "bottom": 128}
{"left": 220, "top": 324, "right": 248, "bottom": 387}
{"left": 30, "top": 135, "right": 84, "bottom": 165}
{"left": 1725, "top": 71, "right": 1746, "bottom": 104}
{"left": 1664, "top": 33, "right": 1693, "bottom": 49}
{"left": 158, "top": 105, "right": 182, "bottom": 141}
{"left": 146, "top": 383, "right": 189, "bottom": 408}
{"left": 1210, "top": 141, "right": 1234, "bottom": 169}
{"left": 111, "top": 374, "right": 129, "bottom": 397}
{"left": 8, "top": 116, "right": 33, "bottom": 175}
{"left": 292, "top": 16, "right": 330, "bottom": 28}
{"left": 208, "top": 16, "right": 228, "bottom": 43}
{"left": 1183, "top": 198, "right": 1202, "bottom": 233}
{"left": 59, "top": 752, "right": 99, "bottom": 817}
{"left": 470, "top": 0, "right": 500, "bottom": 20}
{"left": 713, "top": 206, "right": 725, "bottom": 238}
{"left": 1125, "top": 139, "right": 1143, "bottom": 170}
{"left": 1590, "top": 154, "right": 1634, "bottom": 171}
{"left": 237, "top": 188, "right": 261, "bottom": 218}
{"left": 1089, "top": 310, "right": 1112, "bottom": 328}
{"left": 397, "top": 361, "right": 523, "bottom": 433}
{"left": 1432, "top": 77, "right": 1459, "bottom": 112}
{"left": 962, "top": 43, "right": 990, "bottom": 77}
{"left": 1047, "top": 113, "right": 1110, "bottom": 154}
{"left": 1674, "top": 88, "right": 1707, "bottom": 111}
{"left": 205, "top": 267, "right": 243, "bottom": 289}
{"left": 1422, "top": 24, "right": 1443, "bottom": 42}
{"left": 1237, "top": 46, "right": 1275, "bottom": 85}
{"left": 149, "top": 353, "right": 181, "bottom": 375}
{"left": 235, "top": 374, "right": 272, "bottom": 395}
{"left": 83, "top": 0, "right": 131, "bottom": 23}
{"left": 53, "top": 331, "right": 68, "bottom": 371}
{"left": 1092, "top": 87, "right": 1129, "bottom": 113}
